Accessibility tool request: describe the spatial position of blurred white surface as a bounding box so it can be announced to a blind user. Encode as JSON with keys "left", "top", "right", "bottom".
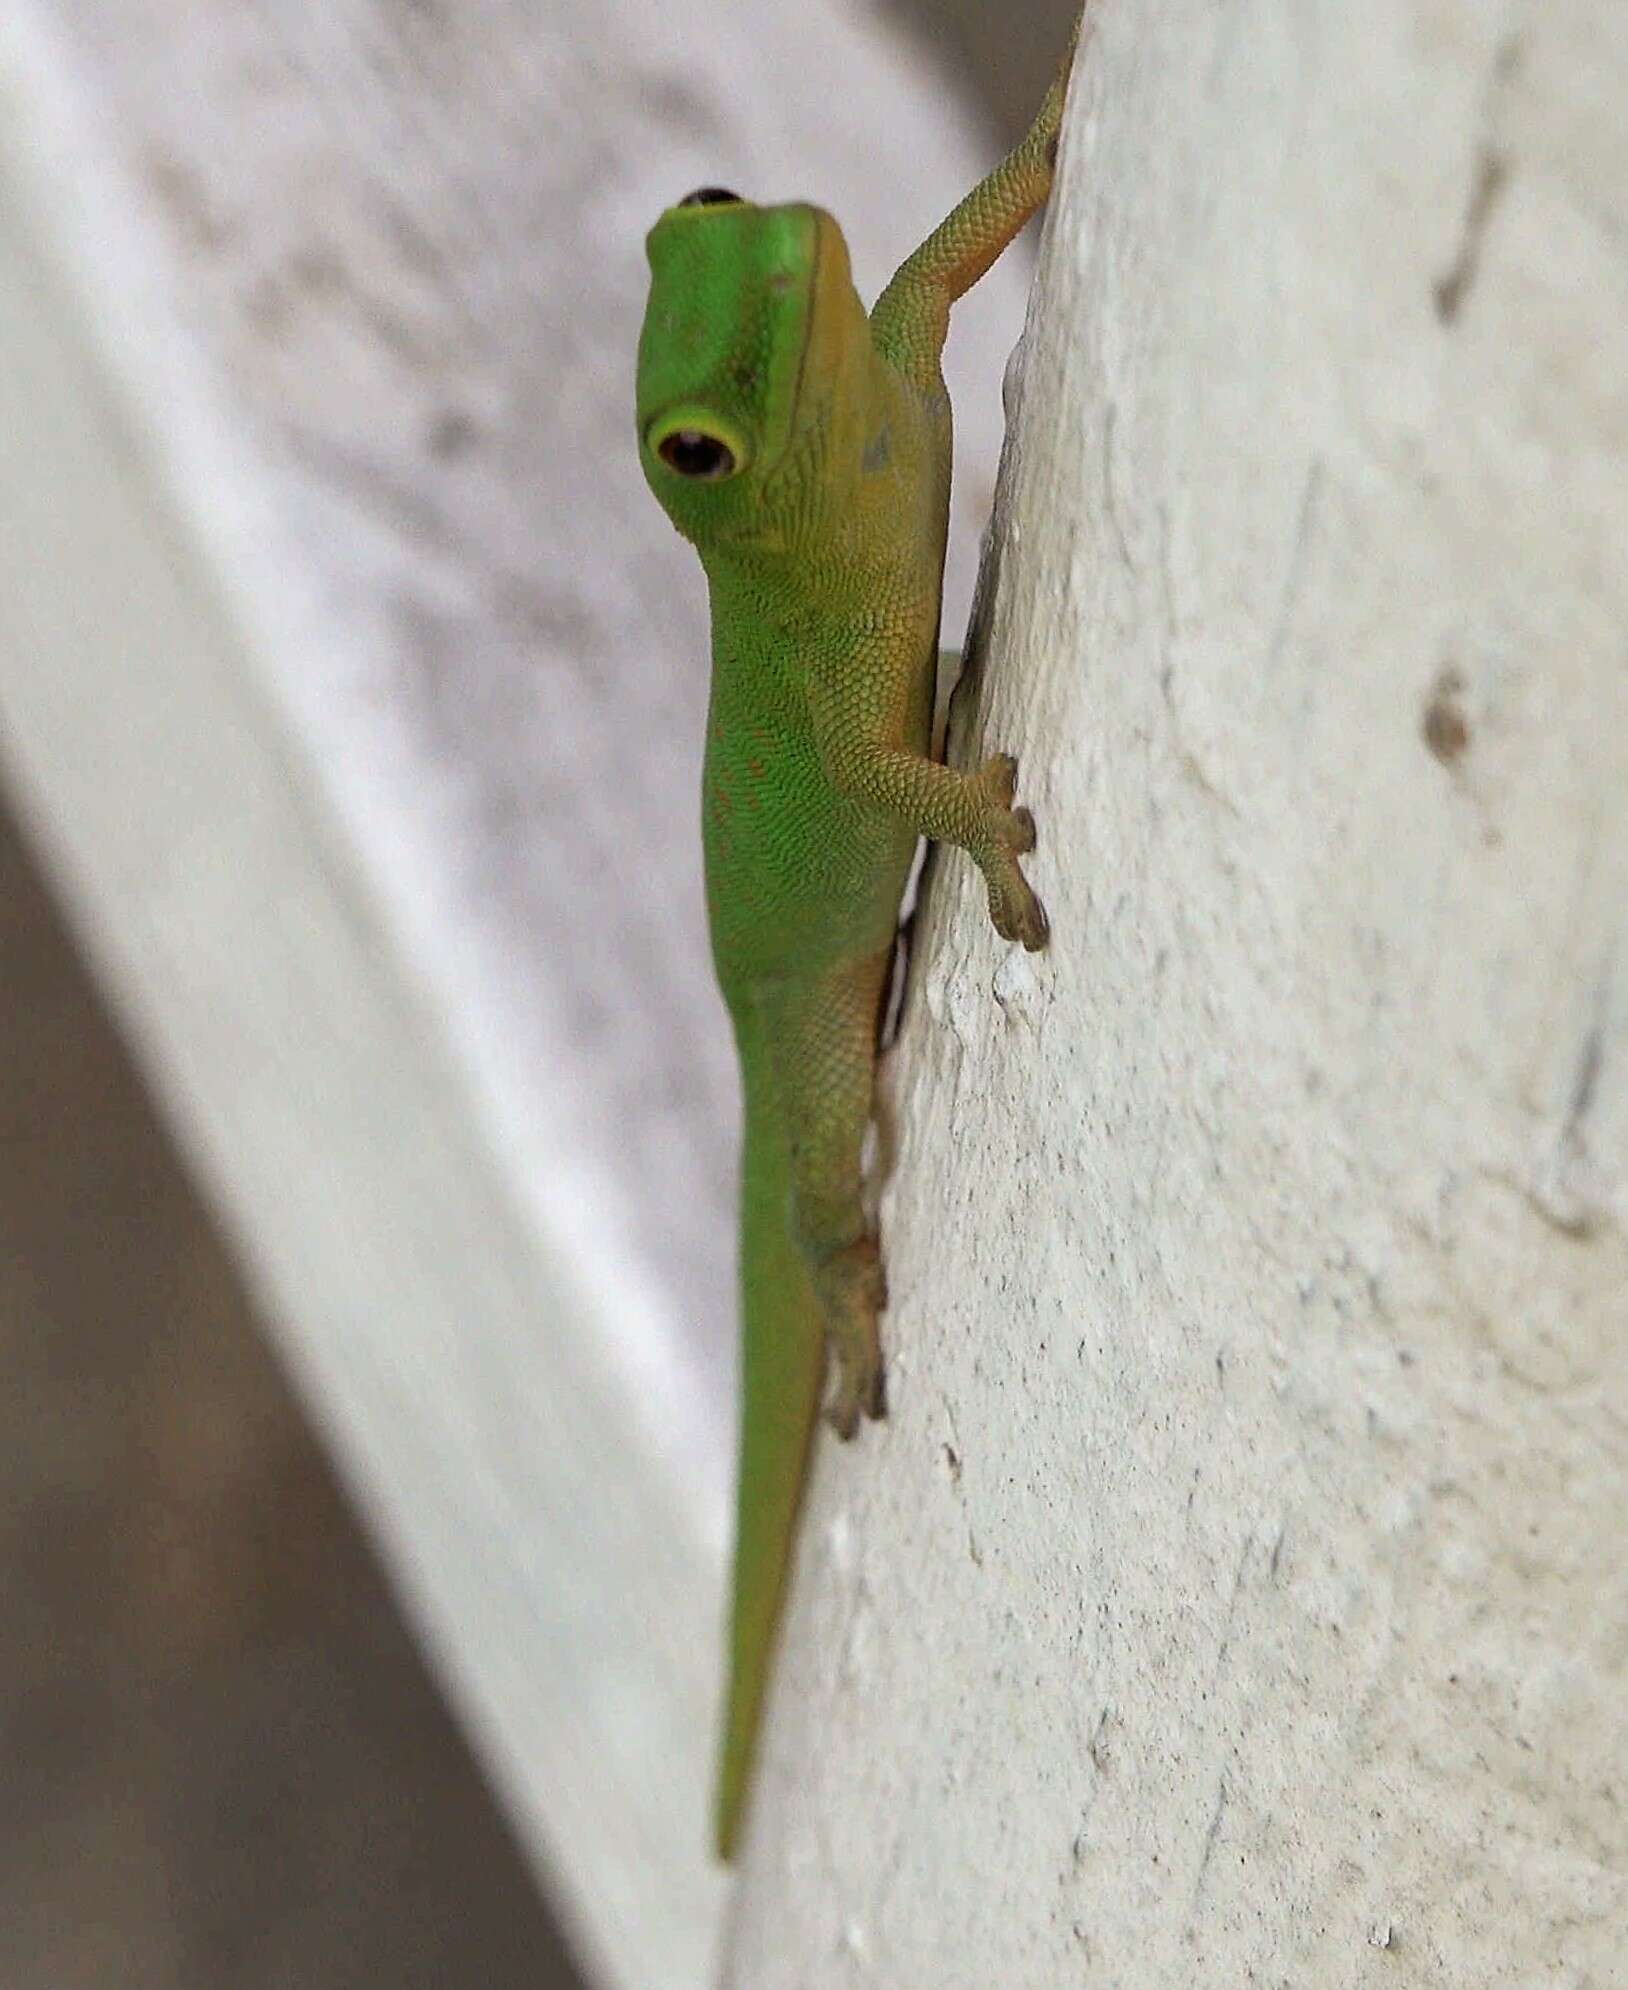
{"left": 0, "top": 3, "right": 1038, "bottom": 1984}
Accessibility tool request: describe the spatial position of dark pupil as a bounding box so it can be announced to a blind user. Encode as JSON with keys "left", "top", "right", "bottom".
{"left": 658, "top": 430, "right": 735, "bottom": 479}
{"left": 679, "top": 186, "right": 742, "bottom": 208}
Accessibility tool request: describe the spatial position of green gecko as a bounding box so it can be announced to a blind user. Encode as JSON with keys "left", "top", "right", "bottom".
{"left": 636, "top": 16, "right": 1080, "bottom": 1861}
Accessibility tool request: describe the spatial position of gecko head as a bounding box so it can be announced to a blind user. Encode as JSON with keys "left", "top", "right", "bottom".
{"left": 636, "top": 194, "right": 871, "bottom": 553}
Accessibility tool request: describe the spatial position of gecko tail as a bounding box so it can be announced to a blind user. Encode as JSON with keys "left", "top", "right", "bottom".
{"left": 713, "top": 1048, "right": 827, "bottom": 1862}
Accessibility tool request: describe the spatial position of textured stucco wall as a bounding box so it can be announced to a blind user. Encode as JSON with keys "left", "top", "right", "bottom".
{"left": 727, "top": 3, "right": 1628, "bottom": 1981}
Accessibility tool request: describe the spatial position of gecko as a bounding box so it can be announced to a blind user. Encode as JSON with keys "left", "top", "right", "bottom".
{"left": 635, "top": 14, "right": 1080, "bottom": 1860}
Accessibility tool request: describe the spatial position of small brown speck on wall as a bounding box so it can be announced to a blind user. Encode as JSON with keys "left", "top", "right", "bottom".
{"left": 1422, "top": 666, "right": 1471, "bottom": 765}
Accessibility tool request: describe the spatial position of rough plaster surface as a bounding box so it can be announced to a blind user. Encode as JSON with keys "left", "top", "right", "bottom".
{"left": 727, "top": 2, "right": 1628, "bottom": 1982}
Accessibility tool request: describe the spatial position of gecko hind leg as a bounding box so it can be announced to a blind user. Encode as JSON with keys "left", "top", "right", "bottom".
{"left": 814, "top": 1237, "right": 887, "bottom": 1438}
{"left": 762, "top": 949, "right": 894, "bottom": 1439}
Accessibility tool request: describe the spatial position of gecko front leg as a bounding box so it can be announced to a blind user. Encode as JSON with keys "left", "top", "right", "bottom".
{"left": 808, "top": 669, "right": 1050, "bottom": 952}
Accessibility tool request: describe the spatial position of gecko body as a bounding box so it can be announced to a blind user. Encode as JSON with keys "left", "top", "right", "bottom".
{"left": 635, "top": 20, "right": 1078, "bottom": 1858}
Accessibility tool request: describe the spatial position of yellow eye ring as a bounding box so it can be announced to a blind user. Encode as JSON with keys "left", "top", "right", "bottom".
{"left": 647, "top": 410, "right": 749, "bottom": 481}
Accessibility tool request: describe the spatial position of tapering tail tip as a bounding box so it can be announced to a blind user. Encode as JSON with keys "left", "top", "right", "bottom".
{"left": 714, "top": 1787, "right": 743, "bottom": 1865}
{"left": 711, "top": 1578, "right": 780, "bottom": 1863}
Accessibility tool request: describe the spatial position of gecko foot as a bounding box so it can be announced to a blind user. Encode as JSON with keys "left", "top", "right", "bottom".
{"left": 816, "top": 1237, "right": 887, "bottom": 1440}
{"left": 974, "top": 754, "right": 1050, "bottom": 952}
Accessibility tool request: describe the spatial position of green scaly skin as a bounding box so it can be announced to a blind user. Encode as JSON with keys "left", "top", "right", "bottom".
{"left": 636, "top": 15, "right": 1080, "bottom": 1861}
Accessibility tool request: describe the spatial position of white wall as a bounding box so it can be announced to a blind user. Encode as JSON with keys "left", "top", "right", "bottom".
{"left": 726, "top": 3, "right": 1628, "bottom": 1981}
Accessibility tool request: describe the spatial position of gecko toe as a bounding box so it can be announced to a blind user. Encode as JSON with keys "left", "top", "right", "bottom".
{"left": 825, "top": 1395, "right": 861, "bottom": 1442}
{"left": 817, "top": 1237, "right": 884, "bottom": 1441}
{"left": 826, "top": 1355, "right": 885, "bottom": 1435}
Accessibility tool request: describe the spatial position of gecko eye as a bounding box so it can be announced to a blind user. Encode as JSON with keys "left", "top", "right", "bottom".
{"left": 657, "top": 429, "right": 737, "bottom": 479}
{"left": 678, "top": 186, "right": 743, "bottom": 208}
{"left": 646, "top": 406, "right": 749, "bottom": 481}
